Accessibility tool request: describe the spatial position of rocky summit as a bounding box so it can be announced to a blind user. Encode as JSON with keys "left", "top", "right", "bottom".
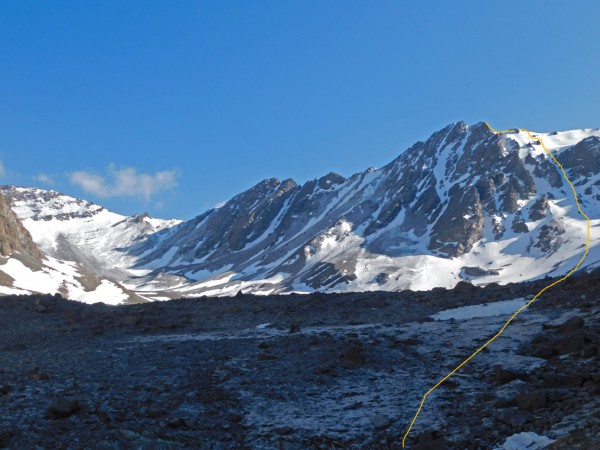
{"left": 0, "top": 270, "right": 598, "bottom": 448}
{"left": 1, "top": 121, "right": 600, "bottom": 301}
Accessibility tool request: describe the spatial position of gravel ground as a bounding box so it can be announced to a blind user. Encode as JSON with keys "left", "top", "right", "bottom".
{"left": 0, "top": 272, "right": 598, "bottom": 449}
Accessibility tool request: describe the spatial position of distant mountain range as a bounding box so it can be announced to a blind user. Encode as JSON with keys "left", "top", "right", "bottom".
{"left": 1, "top": 121, "right": 599, "bottom": 303}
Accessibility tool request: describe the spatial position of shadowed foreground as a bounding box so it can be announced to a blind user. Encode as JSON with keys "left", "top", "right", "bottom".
{"left": 0, "top": 272, "right": 599, "bottom": 449}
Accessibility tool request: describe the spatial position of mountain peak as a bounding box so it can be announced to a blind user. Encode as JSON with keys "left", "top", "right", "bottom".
{"left": 2, "top": 122, "right": 600, "bottom": 300}
{"left": 317, "top": 172, "right": 345, "bottom": 189}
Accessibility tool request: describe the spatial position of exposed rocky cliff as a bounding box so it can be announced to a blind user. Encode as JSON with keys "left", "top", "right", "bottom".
{"left": 0, "top": 191, "right": 42, "bottom": 263}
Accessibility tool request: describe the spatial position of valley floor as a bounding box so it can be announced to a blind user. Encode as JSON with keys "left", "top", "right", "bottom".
{"left": 0, "top": 273, "right": 599, "bottom": 449}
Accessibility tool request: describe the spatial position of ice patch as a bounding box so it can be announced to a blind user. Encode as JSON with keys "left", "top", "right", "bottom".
{"left": 495, "top": 431, "right": 554, "bottom": 450}
{"left": 75, "top": 280, "right": 129, "bottom": 305}
{"left": 431, "top": 298, "right": 529, "bottom": 321}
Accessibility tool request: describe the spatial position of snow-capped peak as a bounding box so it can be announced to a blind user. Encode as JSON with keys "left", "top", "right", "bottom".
{"left": 3, "top": 121, "right": 600, "bottom": 302}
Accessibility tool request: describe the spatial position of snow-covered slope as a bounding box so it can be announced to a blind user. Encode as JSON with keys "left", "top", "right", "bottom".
{"left": 3, "top": 121, "right": 600, "bottom": 302}
{"left": 4, "top": 186, "right": 181, "bottom": 277}
{"left": 0, "top": 187, "right": 150, "bottom": 303}
{"left": 0, "top": 254, "right": 136, "bottom": 305}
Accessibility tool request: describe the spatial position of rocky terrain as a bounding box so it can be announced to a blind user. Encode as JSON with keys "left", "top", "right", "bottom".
{"left": 1, "top": 270, "right": 598, "bottom": 449}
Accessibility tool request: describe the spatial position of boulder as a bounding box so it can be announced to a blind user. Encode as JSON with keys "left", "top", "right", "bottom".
{"left": 558, "top": 316, "right": 584, "bottom": 334}
{"left": 370, "top": 414, "right": 390, "bottom": 430}
{"left": 493, "top": 367, "right": 527, "bottom": 385}
{"left": 342, "top": 341, "right": 365, "bottom": 367}
{"left": 46, "top": 398, "right": 81, "bottom": 419}
{"left": 516, "top": 391, "right": 547, "bottom": 411}
{"left": 556, "top": 332, "right": 585, "bottom": 355}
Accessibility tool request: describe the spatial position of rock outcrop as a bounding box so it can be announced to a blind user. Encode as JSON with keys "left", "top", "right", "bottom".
{"left": 0, "top": 192, "right": 43, "bottom": 262}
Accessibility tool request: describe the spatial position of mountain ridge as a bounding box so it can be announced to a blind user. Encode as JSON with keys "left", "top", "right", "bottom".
{"left": 2, "top": 121, "right": 599, "bottom": 302}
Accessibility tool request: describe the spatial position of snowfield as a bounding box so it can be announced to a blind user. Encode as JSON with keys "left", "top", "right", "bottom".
{"left": 0, "top": 255, "right": 131, "bottom": 304}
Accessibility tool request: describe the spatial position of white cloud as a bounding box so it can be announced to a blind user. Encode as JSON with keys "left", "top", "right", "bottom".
{"left": 214, "top": 201, "right": 227, "bottom": 209}
{"left": 69, "top": 164, "right": 178, "bottom": 201}
{"left": 33, "top": 174, "right": 55, "bottom": 185}
{"left": 0, "top": 161, "right": 5, "bottom": 178}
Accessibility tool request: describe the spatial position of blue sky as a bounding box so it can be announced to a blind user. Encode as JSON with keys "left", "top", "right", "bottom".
{"left": 1, "top": 1, "right": 599, "bottom": 218}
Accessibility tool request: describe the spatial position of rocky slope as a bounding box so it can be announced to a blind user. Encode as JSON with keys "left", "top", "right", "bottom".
{"left": 0, "top": 270, "right": 598, "bottom": 449}
{"left": 2, "top": 121, "right": 600, "bottom": 301}
{"left": 0, "top": 189, "right": 42, "bottom": 263}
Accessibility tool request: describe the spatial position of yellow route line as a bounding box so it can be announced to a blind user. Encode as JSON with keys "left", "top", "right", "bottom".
{"left": 401, "top": 122, "right": 592, "bottom": 447}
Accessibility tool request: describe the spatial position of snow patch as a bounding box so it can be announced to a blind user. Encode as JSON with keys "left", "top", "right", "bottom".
{"left": 431, "top": 298, "right": 529, "bottom": 321}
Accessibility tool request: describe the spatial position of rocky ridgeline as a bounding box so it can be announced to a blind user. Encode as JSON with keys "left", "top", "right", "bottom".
{"left": 0, "top": 270, "right": 599, "bottom": 449}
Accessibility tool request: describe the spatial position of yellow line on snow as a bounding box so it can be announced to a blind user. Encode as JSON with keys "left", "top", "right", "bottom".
{"left": 401, "top": 122, "right": 592, "bottom": 447}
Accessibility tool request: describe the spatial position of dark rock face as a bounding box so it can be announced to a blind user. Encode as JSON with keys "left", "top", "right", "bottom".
{"left": 558, "top": 316, "right": 584, "bottom": 333}
{"left": 532, "top": 220, "right": 566, "bottom": 254}
{"left": 532, "top": 155, "right": 563, "bottom": 188}
{"left": 342, "top": 341, "right": 365, "bottom": 367}
{"left": 136, "top": 177, "right": 300, "bottom": 269}
{"left": 46, "top": 398, "right": 81, "bottom": 419}
{"left": 226, "top": 179, "right": 298, "bottom": 251}
{"left": 560, "top": 136, "right": 600, "bottom": 181}
{"left": 511, "top": 218, "right": 529, "bottom": 233}
{"left": 317, "top": 172, "right": 345, "bottom": 189}
{"left": 203, "top": 178, "right": 299, "bottom": 254}
{"left": 0, "top": 192, "right": 43, "bottom": 262}
{"left": 462, "top": 266, "right": 500, "bottom": 278}
{"left": 516, "top": 391, "right": 547, "bottom": 411}
{"left": 148, "top": 120, "right": 569, "bottom": 277}
{"left": 493, "top": 367, "right": 527, "bottom": 386}
{"left": 452, "top": 280, "right": 479, "bottom": 295}
{"left": 429, "top": 185, "right": 484, "bottom": 256}
{"left": 529, "top": 194, "right": 549, "bottom": 221}
{"left": 300, "top": 262, "right": 357, "bottom": 290}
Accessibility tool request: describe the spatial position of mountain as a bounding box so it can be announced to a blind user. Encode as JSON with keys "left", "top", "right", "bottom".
{"left": 2, "top": 121, "right": 600, "bottom": 302}
{"left": 0, "top": 187, "right": 160, "bottom": 303}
